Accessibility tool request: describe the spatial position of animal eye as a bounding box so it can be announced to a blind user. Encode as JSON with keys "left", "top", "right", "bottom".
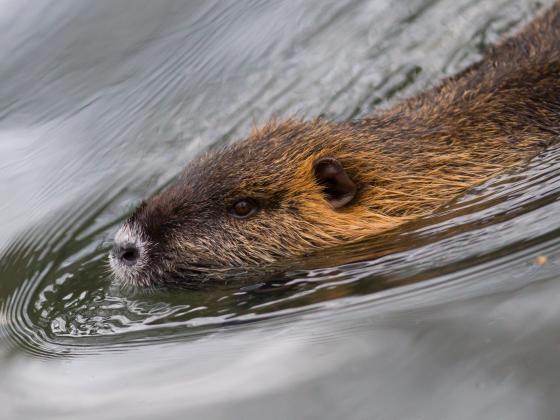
{"left": 230, "top": 198, "right": 258, "bottom": 219}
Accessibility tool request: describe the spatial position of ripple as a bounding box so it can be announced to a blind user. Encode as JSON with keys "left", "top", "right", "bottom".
{"left": 1, "top": 143, "right": 559, "bottom": 358}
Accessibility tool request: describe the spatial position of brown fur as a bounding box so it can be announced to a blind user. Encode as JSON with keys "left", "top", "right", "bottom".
{"left": 114, "top": 2, "right": 560, "bottom": 287}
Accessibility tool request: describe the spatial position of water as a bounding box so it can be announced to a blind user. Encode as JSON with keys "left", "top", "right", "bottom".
{"left": 1, "top": 0, "right": 559, "bottom": 418}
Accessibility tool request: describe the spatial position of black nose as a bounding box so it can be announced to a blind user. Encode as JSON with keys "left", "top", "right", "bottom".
{"left": 113, "top": 243, "right": 140, "bottom": 266}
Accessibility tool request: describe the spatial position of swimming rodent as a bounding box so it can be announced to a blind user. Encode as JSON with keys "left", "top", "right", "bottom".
{"left": 110, "top": 3, "right": 560, "bottom": 288}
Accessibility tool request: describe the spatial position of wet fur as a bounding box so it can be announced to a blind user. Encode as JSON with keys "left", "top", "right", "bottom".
{"left": 118, "top": 3, "right": 560, "bottom": 287}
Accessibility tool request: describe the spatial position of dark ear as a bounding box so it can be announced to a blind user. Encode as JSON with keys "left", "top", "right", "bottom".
{"left": 313, "top": 157, "right": 357, "bottom": 209}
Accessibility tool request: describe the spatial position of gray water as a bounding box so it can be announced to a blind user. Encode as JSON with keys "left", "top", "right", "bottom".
{"left": 1, "top": 0, "right": 560, "bottom": 419}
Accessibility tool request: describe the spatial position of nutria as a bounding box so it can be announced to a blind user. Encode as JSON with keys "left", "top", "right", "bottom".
{"left": 110, "top": 3, "right": 560, "bottom": 288}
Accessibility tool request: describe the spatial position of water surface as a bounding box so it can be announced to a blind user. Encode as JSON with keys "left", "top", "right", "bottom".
{"left": 1, "top": 0, "right": 559, "bottom": 419}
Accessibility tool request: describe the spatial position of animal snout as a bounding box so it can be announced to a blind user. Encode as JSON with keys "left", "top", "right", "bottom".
{"left": 112, "top": 242, "right": 140, "bottom": 267}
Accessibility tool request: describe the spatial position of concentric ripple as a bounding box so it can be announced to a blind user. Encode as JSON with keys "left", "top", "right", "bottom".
{"left": 2, "top": 143, "right": 560, "bottom": 357}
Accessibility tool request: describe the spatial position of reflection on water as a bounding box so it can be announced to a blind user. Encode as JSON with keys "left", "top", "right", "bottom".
{"left": 0, "top": 0, "right": 559, "bottom": 419}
